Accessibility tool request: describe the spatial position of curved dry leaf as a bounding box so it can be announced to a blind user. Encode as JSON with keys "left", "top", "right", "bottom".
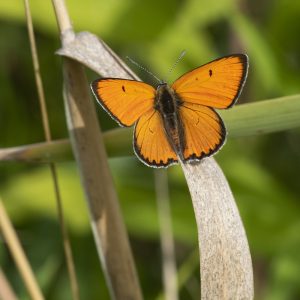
{"left": 53, "top": 2, "right": 143, "bottom": 298}
{"left": 182, "top": 159, "right": 253, "bottom": 299}
{"left": 57, "top": 31, "right": 138, "bottom": 80}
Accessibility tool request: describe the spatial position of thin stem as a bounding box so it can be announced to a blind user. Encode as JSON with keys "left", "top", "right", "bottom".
{"left": 0, "top": 200, "right": 44, "bottom": 300}
{"left": 156, "top": 248, "right": 199, "bottom": 300}
{"left": 154, "top": 170, "right": 178, "bottom": 300}
{"left": 0, "top": 267, "right": 19, "bottom": 300}
{"left": 23, "top": 0, "right": 51, "bottom": 141}
{"left": 51, "top": 0, "right": 73, "bottom": 35}
{"left": 1, "top": 94, "right": 300, "bottom": 164}
{"left": 49, "top": 164, "right": 80, "bottom": 300}
{"left": 23, "top": 1, "right": 80, "bottom": 299}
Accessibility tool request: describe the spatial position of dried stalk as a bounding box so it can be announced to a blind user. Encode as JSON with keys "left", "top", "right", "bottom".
{"left": 23, "top": 1, "right": 80, "bottom": 299}
{"left": 0, "top": 267, "right": 18, "bottom": 300}
{"left": 0, "top": 127, "right": 133, "bottom": 163}
{"left": 0, "top": 139, "right": 72, "bottom": 163}
{"left": 0, "top": 200, "right": 44, "bottom": 300}
{"left": 154, "top": 170, "right": 178, "bottom": 300}
{"left": 51, "top": 0, "right": 143, "bottom": 299}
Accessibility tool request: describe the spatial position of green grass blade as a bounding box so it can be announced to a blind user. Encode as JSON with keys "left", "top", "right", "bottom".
{"left": 1, "top": 95, "right": 299, "bottom": 163}
{"left": 222, "top": 94, "right": 300, "bottom": 137}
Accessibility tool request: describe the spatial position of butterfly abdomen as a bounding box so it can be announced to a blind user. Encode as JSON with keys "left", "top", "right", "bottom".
{"left": 155, "top": 84, "right": 185, "bottom": 160}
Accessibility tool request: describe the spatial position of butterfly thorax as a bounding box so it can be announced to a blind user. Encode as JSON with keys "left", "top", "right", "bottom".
{"left": 155, "top": 83, "right": 185, "bottom": 160}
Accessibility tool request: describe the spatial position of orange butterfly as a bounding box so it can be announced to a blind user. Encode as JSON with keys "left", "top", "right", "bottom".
{"left": 91, "top": 54, "right": 248, "bottom": 168}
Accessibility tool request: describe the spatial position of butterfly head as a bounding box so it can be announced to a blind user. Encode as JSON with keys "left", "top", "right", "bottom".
{"left": 157, "top": 81, "right": 167, "bottom": 88}
{"left": 156, "top": 82, "right": 173, "bottom": 97}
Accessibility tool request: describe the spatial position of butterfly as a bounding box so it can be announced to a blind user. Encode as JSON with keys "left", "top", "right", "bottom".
{"left": 91, "top": 54, "right": 248, "bottom": 168}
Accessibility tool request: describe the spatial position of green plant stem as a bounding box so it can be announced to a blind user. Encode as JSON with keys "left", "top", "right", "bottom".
{"left": 1, "top": 94, "right": 299, "bottom": 163}
{"left": 221, "top": 94, "right": 300, "bottom": 137}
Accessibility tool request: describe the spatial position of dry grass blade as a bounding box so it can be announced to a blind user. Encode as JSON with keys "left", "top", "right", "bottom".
{"left": 56, "top": 31, "right": 138, "bottom": 80}
{"left": 0, "top": 200, "right": 44, "bottom": 300}
{"left": 52, "top": 0, "right": 143, "bottom": 299}
{"left": 0, "top": 139, "right": 71, "bottom": 163}
{"left": 0, "top": 128, "right": 132, "bottom": 163}
{"left": 182, "top": 159, "right": 254, "bottom": 299}
{"left": 0, "top": 267, "right": 19, "bottom": 300}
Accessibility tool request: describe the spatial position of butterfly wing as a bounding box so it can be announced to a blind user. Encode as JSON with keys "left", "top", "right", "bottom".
{"left": 92, "top": 78, "right": 176, "bottom": 167}
{"left": 172, "top": 54, "right": 248, "bottom": 109}
{"left": 180, "top": 102, "right": 226, "bottom": 161}
{"left": 134, "top": 109, "right": 178, "bottom": 167}
{"left": 91, "top": 78, "right": 155, "bottom": 126}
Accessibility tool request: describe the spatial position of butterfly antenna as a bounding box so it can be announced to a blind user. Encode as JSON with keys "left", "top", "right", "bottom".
{"left": 126, "top": 56, "right": 162, "bottom": 84}
{"left": 165, "top": 50, "right": 186, "bottom": 83}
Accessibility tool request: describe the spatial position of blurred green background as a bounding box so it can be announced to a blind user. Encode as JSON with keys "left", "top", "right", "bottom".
{"left": 0, "top": 0, "right": 300, "bottom": 299}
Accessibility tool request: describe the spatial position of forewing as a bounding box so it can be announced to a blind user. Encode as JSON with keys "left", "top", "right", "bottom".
{"left": 172, "top": 54, "right": 248, "bottom": 109}
{"left": 134, "top": 109, "right": 178, "bottom": 167}
{"left": 91, "top": 78, "right": 155, "bottom": 126}
{"left": 180, "top": 102, "right": 226, "bottom": 161}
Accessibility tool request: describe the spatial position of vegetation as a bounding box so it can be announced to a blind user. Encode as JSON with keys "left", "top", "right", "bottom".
{"left": 0, "top": 0, "right": 299, "bottom": 299}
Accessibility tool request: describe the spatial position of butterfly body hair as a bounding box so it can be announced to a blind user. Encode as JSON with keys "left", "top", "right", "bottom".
{"left": 155, "top": 83, "right": 185, "bottom": 161}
